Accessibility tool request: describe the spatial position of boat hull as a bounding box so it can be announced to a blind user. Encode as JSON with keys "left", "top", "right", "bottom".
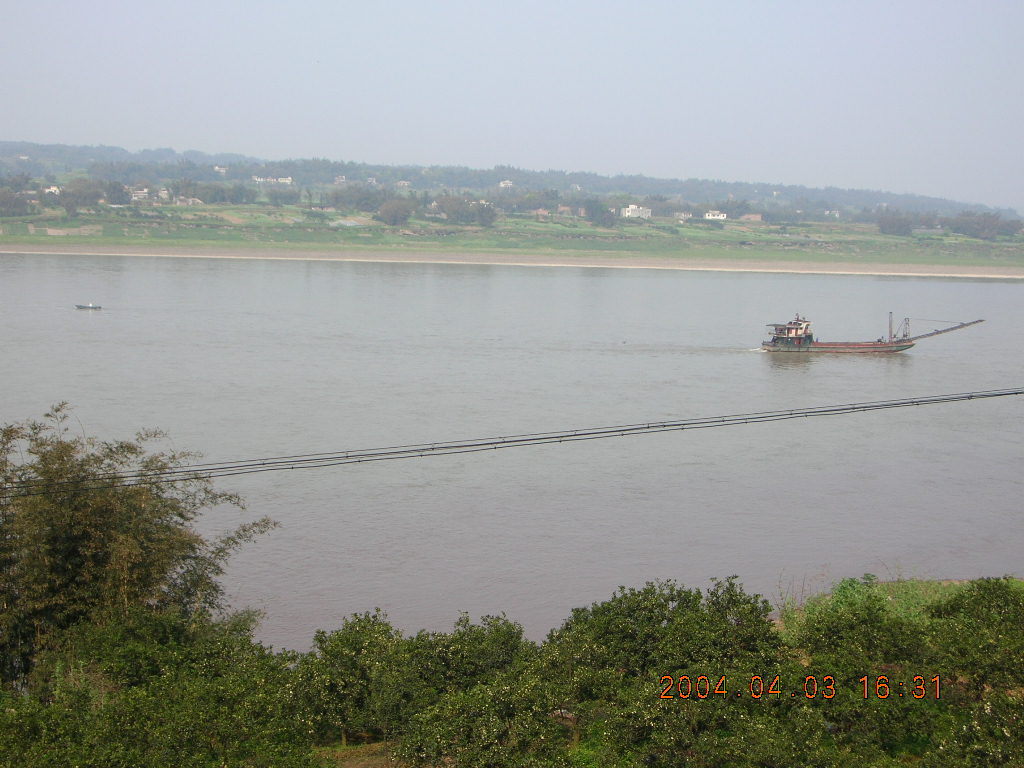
{"left": 762, "top": 340, "right": 914, "bottom": 353}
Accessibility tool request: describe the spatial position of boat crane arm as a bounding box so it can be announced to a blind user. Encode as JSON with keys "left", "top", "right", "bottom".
{"left": 906, "top": 319, "right": 984, "bottom": 342}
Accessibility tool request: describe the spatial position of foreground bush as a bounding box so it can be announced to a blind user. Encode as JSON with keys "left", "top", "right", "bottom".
{"left": 4, "top": 410, "right": 1023, "bottom": 766}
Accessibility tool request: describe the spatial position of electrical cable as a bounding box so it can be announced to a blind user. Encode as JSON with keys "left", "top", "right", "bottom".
{"left": 1, "top": 387, "right": 1020, "bottom": 500}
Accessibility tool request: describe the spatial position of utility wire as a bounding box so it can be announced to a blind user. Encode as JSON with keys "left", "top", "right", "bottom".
{"left": 2, "top": 387, "right": 1021, "bottom": 500}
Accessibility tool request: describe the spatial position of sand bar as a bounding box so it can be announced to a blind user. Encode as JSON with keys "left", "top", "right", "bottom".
{"left": 3, "top": 243, "right": 1024, "bottom": 279}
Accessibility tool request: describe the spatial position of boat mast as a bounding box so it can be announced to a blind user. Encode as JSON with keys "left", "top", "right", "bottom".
{"left": 888, "top": 312, "right": 893, "bottom": 344}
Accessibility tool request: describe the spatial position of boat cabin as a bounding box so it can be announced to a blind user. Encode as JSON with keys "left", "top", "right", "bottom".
{"left": 765, "top": 315, "right": 814, "bottom": 347}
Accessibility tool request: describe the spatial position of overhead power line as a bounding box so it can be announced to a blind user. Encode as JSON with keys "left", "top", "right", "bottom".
{"left": 2, "top": 387, "right": 1021, "bottom": 500}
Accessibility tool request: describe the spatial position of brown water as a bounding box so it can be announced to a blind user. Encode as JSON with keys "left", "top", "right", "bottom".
{"left": 2, "top": 252, "right": 1021, "bottom": 648}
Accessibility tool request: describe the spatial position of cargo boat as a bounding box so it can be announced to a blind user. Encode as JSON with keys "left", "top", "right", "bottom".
{"left": 762, "top": 314, "right": 983, "bottom": 353}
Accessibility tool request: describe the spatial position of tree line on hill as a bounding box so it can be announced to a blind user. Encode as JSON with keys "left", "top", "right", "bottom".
{"left": 3, "top": 140, "right": 1017, "bottom": 220}
{"left": 878, "top": 208, "right": 1022, "bottom": 240}
{"left": 2, "top": 408, "right": 1024, "bottom": 766}
{"left": 4, "top": 169, "right": 1022, "bottom": 241}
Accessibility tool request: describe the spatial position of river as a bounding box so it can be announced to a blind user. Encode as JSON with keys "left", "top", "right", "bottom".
{"left": 1, "top": 252, "right": 1021, "bottom": 648}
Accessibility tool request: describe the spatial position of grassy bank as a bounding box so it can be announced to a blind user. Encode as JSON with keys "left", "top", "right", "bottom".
{"left": 3, "top": 204, "right": 1023, "bottom": 270}
{"left": 776, "top": 574, "right": 1024, "bottom": 641}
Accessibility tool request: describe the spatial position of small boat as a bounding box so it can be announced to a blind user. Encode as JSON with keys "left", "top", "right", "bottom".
{"left": 75, "top": 303, "right": 102, "bottom": 310}
{"left": 762, "top": 314, "right": 983, "bottom": 353}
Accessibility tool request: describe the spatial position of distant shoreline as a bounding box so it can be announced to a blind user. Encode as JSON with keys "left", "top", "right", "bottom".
{"left": 3, "top": 243, "right": 1024, "bottom": 279}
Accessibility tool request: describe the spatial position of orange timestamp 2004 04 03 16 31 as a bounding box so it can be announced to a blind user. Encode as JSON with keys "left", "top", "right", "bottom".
{"left": 659, "top": 674, "right": 942, "bottom": 700}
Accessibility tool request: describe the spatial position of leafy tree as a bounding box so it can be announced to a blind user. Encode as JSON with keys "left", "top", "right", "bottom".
{"left": 395, "top": 664, "right": 569, "bottom": 768}
{"left": 395, "top": 613, "right": 536, "bottom": 718}
{"left": 435, "top": 194, "right": 477, "bottom": 224}
{"left": 299, "top": 609, "right": 404, "bottom": 744}
{"left": 375, "top": 198, "right": 415, "bottom": 226}
{"left": 709, "top": 198, "right": 752, "bottom": 219}
{"left": 539, "top": 578, "right": 781, "bottom": 747}
{"left": 920, "top": 694, "right": 1024, "bottom": 767}
{"left": 878, "top": 210, "right": 914, "bottom": 236}
{"left": 600, "top": 679, "right": 864, "bottom": 768}
{"left": 0, "top": 407, "right": 319, "bottom": 766}
{"left": 227, "top": 182, "right": 258, "bottom": 204}
{"left": 168, "top": 177, "right": 198, "bottom": 199}
{"left": 58, "top": 177, "right": 102, "bottom": 216}
{"left": 0, "top": 187, "right": 32, "bottom": 217}
{"left": 546, "top": 578, "right": 779, "bottom": 686}
{"left": 642, "top": 194, "right": 685, "bottom": 217}
{"left": 787, "top": 577, "right": 946, "bottom": 758}
{"left": 191, "top": 182, "right": 258, "bottom": 205}
{"left": 474, "top": 201, "right": 497, "bottom": 227}
{"left": 505, "top": 189, "right": 561, "bottom": 213}
{"left": 266, "top": 186, "right": 302, "bottom": 206}
{"left": 0, "top": 172, "right": 33, "bottom": 193}
{"left": 582, "top": 198, "right": 615, "bottom": 227}
{"left": 300, "top": 610, "right": 535, "bottom": 745}
{"left": 925, "top": 577, "right": 1024, "bottom": 691}
{"left": 942, "top": 210, "right": 1022, "bottom": 240}
{"left": 0, "top": 405, "right": 272, "bottom": 685}
{"left": 328, "top": 184, "right": 389, "bottom": 213}
{"left": 1, "top": 611, "right": 319, "bottom": 767}
{"left": 101, "top": 180, "right": 131, "bottom": 205}
{"left": 793, "top": 576, "right": 922, "bottom": 666}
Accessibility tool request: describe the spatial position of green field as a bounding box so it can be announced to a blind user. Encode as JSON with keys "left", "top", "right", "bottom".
{"left": 3, "top": 204, "right": 1024, "bottom": 269}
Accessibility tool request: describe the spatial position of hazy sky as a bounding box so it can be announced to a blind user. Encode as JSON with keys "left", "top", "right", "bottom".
{"left": 4, "top": 0, "right": 1023, "bottom": 211}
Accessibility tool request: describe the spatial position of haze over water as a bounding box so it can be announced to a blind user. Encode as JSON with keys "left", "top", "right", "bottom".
{"left": 2, "top": 252, "right": 1021, "bottom": 648}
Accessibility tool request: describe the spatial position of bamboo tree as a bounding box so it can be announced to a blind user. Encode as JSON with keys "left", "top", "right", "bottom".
{"left": 0, "top": 404, "right": 272, "bottom": 686}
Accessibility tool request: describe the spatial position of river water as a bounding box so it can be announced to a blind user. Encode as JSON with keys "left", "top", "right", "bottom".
{"left": 1, "top": 252, "right": 1021, "bottom": 648}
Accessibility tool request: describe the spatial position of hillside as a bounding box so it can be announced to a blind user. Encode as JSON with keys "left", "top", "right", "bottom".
{"left": 1, "top": 140, "right": 1015, "bottom": 218}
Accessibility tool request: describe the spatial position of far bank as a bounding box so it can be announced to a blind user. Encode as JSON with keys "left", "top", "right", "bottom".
{"left": 4, "top": 243, "right": 1024, "bottom": 280}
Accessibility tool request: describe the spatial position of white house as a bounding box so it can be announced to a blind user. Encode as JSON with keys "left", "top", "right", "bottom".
{"left": 621, "top": 204, "right": 652, "bottom": 220}
{"left": 704, "top": 210, "right": 727, "bottom": 220}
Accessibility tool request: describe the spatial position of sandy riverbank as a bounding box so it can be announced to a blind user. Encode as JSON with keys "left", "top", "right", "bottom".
{"left": 3, "top": 243, "right": 1024, "bottom": 279}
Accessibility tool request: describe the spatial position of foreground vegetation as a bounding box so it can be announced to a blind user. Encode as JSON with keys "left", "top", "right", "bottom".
{"left": 2, "top": 411, "right": 1023, "bottom": 766}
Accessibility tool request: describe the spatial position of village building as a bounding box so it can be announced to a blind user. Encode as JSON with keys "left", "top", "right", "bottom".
{"left": 620, "top": 204, "right": 652, "bottom": 220}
